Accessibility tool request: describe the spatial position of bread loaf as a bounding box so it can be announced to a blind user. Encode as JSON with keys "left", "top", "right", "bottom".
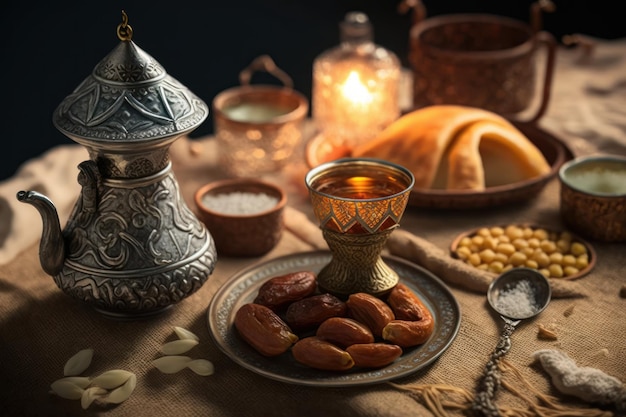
{"left": 352, "top": 105, "right": 551, "bottom": 191}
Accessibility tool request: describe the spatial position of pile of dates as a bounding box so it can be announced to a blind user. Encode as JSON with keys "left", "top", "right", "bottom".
{"left": 234, "top": 271, "right": 434, "bottom": 371}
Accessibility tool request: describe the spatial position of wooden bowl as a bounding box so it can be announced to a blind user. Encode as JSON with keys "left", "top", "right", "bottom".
{"left": 194, "top": 178, "right": 287, "bottom": 257}
{"left": 306, "top": 121, "right": 573, "bottom": 209}
{"left": 449, "top": 224, "right": 596, "bottom": 280}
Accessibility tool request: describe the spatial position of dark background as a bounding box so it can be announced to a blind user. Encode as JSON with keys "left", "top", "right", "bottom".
{"left": 2, "top": 0, "right": 624, "bottom": 180}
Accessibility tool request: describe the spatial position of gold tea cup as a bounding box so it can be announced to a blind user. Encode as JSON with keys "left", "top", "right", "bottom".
{"left": 305, "top": 158, "right": 414, "bottom": 297}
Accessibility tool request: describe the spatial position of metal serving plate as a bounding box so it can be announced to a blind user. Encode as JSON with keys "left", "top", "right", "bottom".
{"left": 207, "top": 250, "right": 461, "bottom": 387}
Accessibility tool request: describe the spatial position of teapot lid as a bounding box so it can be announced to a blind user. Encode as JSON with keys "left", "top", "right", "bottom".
{"left": 53, "top": 11, "right": 208, "bottom": 144}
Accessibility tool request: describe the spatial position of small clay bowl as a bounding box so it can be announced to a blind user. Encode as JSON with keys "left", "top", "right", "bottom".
{"left": 559, "top": 155, "right": 626, "bottom": 243}
{"left": 450, "top": 224, "right": 596, "bottom": 280}
{"left": 194, "top": 178, "right": 287, "bottom": 257}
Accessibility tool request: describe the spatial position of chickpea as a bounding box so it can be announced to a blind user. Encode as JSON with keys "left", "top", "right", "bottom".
{"left": 509, "top": 252, "right": 527, "bottom": 266}
{"left": 488, "top": 261, "right": 504, "bottom": 274}
{"left": 459, "top": 236, "right": 472, "bottom": 247}
{"left": 479, "top": 249, "right": 496, "bottom": 264}
{"left": 512, "top": 238, "right": 529, "bottom": 250}
{"left": 556, "top": 239, "right": 571, "bottom": 253}
{"left": 533, "top": 228, "right": 549, "bottom": 240}
{"left": 571, "top": 242, "right": 587, "bottom": 256}
{"left": 549, "top": 252, "right": 563, "bottom": 265}
{"left": 532, "top": 251, "right": 551, "bottom": 268}
{"left": 468, "top": 253, "right": 481, "bottom": 266}
{"left": 471, "top": 236, "right": 485, "bottom": 251}
{"left": 497, "top": 243, "right": 516, "bottom": 256}
{"left": 564, "top": 266, "right": 580, "bottom": 277}
{"left": 483, "top": 237, "right": 499, "bottom": 251}
{"left": 522, "top": 227, "right": 534, "bottom": 239}
{"left": 494, "top": 252, "right": 509, "bottom": 264}
{"left": 540, "top": 240, "right": 557, "bottom": 254}
{"left": 576, "top": 254, "right": 589, "bottom": 270}
{"left": 505, "top": 225, "right": 524, "bottom": 240}
{"left": 498, "top": 235, "right": 511, "bottom": 244}
{"left": 477, "top": 227, "right": 491, "bottom": 237}
{"left": 456, "top": 246, "right": 472, "bottom": 260}
{"left": 489, "top": 226, "right": 505, "bottom": 237}
{"left": 549, "top": 264, "right": 564, "bottom": 278}
{"left": 527, "top": 237, "right": 541, "bottom": 249}
{"left": 525, "top": 259, "right": 539, "bottom": 269}
{"left": 562, "top": 254, "right": 577, "bottom": 267}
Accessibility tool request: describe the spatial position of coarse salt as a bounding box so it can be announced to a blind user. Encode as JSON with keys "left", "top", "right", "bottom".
{"left": 202, "top": 191, "right": 279, "bottom": 215}
{"left": 494, "top": 279, "right": 539, "bottom": 318}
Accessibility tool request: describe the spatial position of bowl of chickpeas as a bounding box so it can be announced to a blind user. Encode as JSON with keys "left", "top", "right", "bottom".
{"left": 450, "top": 224, "right": 595, "bottom": 280}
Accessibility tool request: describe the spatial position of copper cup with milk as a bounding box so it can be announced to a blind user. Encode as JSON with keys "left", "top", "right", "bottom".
{"left": 213, "top": 56, "right": 308, "bottom": 177}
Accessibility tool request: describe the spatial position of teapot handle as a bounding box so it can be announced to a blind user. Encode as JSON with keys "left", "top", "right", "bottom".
{"left": 239, "top": 55, "right": 293, "bottom": 89}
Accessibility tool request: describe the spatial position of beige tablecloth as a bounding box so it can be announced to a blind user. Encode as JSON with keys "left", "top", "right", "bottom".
{"left": 1, "top": 38, "right": 625, "bottom": 417}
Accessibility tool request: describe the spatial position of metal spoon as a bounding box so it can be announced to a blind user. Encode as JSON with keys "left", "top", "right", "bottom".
{"left": 472, "top": 268, "right": 552, "bottom": 417}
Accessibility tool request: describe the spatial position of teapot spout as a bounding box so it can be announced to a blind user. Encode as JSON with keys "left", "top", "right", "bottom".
{"left": 16, "top": 190, "right": 66, "bottom": 276}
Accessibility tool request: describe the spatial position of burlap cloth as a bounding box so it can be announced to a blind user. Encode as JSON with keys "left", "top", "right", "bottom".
{"left": 1, "top": 39, "right": 625, "bottom": 417}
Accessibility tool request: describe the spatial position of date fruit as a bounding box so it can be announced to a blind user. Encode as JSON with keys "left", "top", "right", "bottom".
{"left": 346, "top": 343, "right": 403, "bottom": 368}
{"left": 346, "top": 293, "right": 395, "bottom": 337}
{"left": 285, "top": 293, "right": 347, "bottom": 331}
{"left": 382, "top": 317, "right": 434, "bottom": 348}
{"left": 316, "top": 317, "right": 374, "bottom": 348}
{"left": 386, "top": 283, "right": 432, "bottom": 321}
{"left": 291, "top": 337, "right": 354, "bottom": 371}
{"left": 234, "top": 303, "right": 298, "bottom": 357}
{"left": 253, "top": 271, "right": 317, "bottom": 311}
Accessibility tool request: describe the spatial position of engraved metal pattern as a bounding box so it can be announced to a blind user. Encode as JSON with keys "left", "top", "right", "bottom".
{"left": 472, "top": 317, "right": 519, "bottom": 417}
{"left": 53, "top": 40, "right": 208, "bottom": 143}
{"left": 306, "top": 158, "right": 413, "bottom": 296}
{"left": 51, "top": 165, "right": 217, "bottom": 316}
{"left": 317, "top": 228, "right": 398, "bottom": 296}
{"left": 18, "top": 21, "right": 215, "bottom": 319}
{"left": 473, "top": 268, "right": 550, "bottom": 415}
{"left": 207, "top": 251, "right": 461, "bottom": 387}
{"left": 65, "top": 168, "right": 208, "bottom": 270}
{"left": 54, "top": 241, "right": 215, "bottom": 318}
{"left": 310, "top": 191, "right": 410, "bottom": 234}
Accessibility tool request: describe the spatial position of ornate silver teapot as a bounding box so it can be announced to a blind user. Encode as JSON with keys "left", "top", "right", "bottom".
{"left": 17, "top": 12, "right": 216, "bottom": 319}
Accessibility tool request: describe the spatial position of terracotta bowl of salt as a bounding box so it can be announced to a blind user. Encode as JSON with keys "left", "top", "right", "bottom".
{"left": 194, "top": 178, "right": 287, "bottom": 257}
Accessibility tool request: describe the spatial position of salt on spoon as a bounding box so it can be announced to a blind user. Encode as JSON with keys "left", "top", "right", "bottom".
{"left": 472, "top": 268, "right": 551, "bottom": 416}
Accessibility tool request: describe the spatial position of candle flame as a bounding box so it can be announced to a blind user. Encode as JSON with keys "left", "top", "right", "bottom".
{"left": 340, "top": 71, "right": 373, "bottom": 105}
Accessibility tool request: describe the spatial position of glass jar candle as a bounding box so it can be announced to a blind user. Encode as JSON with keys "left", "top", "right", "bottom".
{"left": 312, "top": 12, "right": 401, "bottom": 148}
